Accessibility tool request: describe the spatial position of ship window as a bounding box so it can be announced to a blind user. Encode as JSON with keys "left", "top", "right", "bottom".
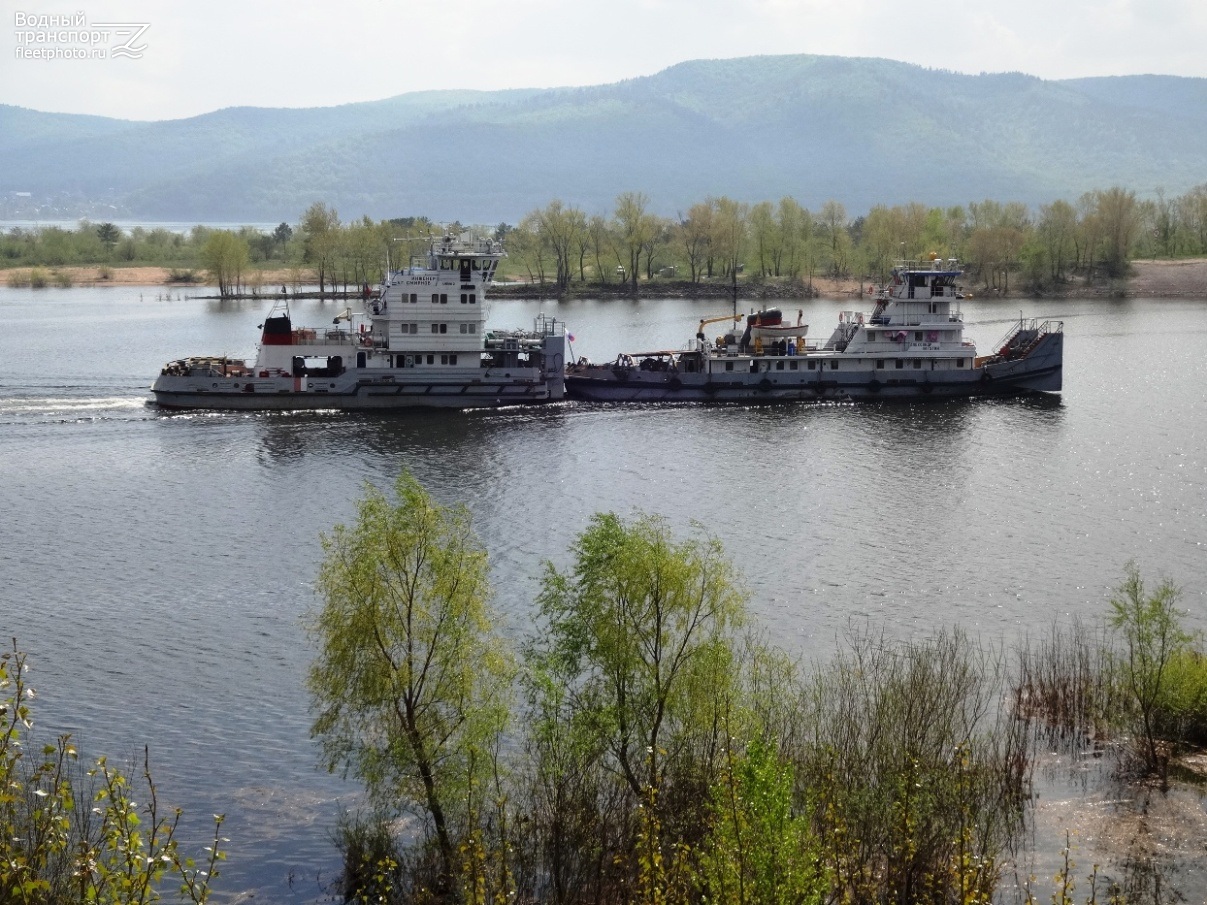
{"left": 895, "top": 359, "right": 904, "bottom": 369}
{"left": 410, "top": 293, "right": 418, "bottom": 303}
{"left": 441, "top": 324, "right": 447, "bottom": 334}
{"left": 470, "top": 293, "right": 476, "bottom": 304}
{"left": 725, "top": 361, "right": 733, "bottom": 371}
{"left": 431, "top": 294, "right": 439, "bottom": 304}
{"left": 461, "top": 293, "right": 468, "bottom": 304}
{"left": 789, "top": 361, "right": 798, "bottom": 370}
{"left": 913, "top": 360, "right": 922, "bottom": 369}
{"left": 427, "top": 355, "right": 434, "bottom": 364}
{"left": 441, "top": 294, "right": 448, "bottom": 304}
{"left": 876, "top": 360, "right": 885, "bottom": 369}
{"left": 775, "top": 361, "right": 784, "bottom": 370}
{"left": 829, "top": 361, "right": 838, "bottom": 370}
{"left": 958, "top": 358, "right": 966, "bottom": 368}
{"left": 807, "top": 361, "right": 816, "bottom": 370}
{"left": 468, "top": 323, "right": 476, "bottom": 333}
{"left": 431, "top": 324, "right": 439, "bottom": 333}
{"left": 915, "top": 331, "right": 924, "bottom": 341}
{"left": 460, "top": 323, "right": 468, "bottom": 334}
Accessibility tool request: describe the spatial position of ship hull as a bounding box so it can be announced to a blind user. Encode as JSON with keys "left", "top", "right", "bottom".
{"left": 567, "top": 333, "right": 1062, "bottom": 404}
{"left": 152, "top": 369, "right": 562, "bottom": 411}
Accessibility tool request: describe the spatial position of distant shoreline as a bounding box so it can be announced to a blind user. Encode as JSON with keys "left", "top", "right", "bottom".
{"left": 5, "top": 259, "right": 1207, "bottom": 299}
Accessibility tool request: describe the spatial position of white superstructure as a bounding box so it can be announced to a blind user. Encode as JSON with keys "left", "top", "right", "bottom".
{"left": 153, "top": 234, "right": 566, "bottom": 411}
{"left": 565, "top": 257, "right": 1062, "bottom": 402}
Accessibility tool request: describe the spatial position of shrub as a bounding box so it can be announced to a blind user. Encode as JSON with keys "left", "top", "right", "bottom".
{"left": 0, "top": 644, "right": 227, "bottom": 904}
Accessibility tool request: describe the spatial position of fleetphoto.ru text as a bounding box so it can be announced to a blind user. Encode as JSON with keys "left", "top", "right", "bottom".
{"left": 13, "top": 10, "right": 148, "bottom": 60}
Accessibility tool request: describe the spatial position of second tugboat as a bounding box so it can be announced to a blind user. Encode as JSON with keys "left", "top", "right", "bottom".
{"left": 565, "top": 256, "right": 1062, "bottom": 402}
{"left": 153, "top": 234, "right": 567, "bottom": 410}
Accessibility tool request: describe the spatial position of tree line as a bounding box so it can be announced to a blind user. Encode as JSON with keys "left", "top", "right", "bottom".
{"left": 4, "top": 184, "right": 1207, "bottom": 296}
{"left": 506, "top": 185, "right": 1207, "bottom": 294}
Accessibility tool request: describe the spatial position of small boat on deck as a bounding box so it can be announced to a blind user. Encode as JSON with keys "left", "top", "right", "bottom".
{"left": 564, "top": 257, "right": 1062, "bottom": 403}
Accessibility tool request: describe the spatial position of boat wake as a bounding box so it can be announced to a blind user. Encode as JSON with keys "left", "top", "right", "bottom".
{"left": 0, "top": 393, "right": 154, "bottom": 425}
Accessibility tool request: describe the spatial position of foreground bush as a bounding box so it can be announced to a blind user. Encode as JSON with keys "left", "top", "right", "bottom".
{"left": 319, "top": 485, "right": 1038, "bottom": 905}
{"left": 0, "top": 644, "right": 226, "bottom": 905}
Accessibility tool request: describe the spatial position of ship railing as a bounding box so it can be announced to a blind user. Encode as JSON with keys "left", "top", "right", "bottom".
{"left": 534, "top": 314, "right": 564, "bottom": 336}
{"left": 289, "top": 329, "right": 356, "bottom": 346}
{"left": 988, "top": 318, "right": 1063, "bottom": 360}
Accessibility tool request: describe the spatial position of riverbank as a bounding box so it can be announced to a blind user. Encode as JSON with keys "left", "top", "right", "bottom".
{"left": 5, "top": 259, "right": 1207, "bottom": 298}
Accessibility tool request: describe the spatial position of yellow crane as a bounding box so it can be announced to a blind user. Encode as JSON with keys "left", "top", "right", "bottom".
{"left": 698, "top": 313, "right": 744, "bottom": 333}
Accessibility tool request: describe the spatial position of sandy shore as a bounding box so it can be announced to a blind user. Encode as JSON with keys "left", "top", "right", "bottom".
{"left": 6, "top": 259, "right": 1207, "bottom": 297}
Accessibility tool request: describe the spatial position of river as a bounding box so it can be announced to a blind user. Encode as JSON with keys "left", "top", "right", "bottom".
{"left": 1, "top": 286, "right": 1204, "bottom": 901}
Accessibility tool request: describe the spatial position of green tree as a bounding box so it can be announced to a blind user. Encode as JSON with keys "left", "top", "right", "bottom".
{"left": 272, "top": 221, "right": 293, "bottom": 252}
{"left": 300, "top": 201, "right": 340, "bottom": 293}
{"left": 199, "top": 230, "right": 249, "bottom": 297}
{"left": 612, "top": 191, "right": 655, "bottom": 293}
{"left": 1109, "top": 562, "right": 1194, "bottom": 777}
{"left": 308, "top": 473, "right": 513, "bottom": 901}
{"left": 1092, "top": 186, "right": 1141, "bottom": 278}
{"left": 0, "top": 644, "right": 225, "bottom": 905}
{"left": 534, "top": 512, "right": 746, "bottom": 807}
{"left": 698, "top": 736, "right": 827, "bottom": 905}
{"left": 534, "top": 199, "right": 587, "bottom": 292}
{"left": 676, "top": 201, "right": 713, "bottom": 283}
{"left": 96, "top": 222, "right": 120, "bottom": 256}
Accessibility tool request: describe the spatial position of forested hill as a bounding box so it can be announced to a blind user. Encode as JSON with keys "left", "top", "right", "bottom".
{"left": 4, "top": 54, "right": 1206, "bottom": 223}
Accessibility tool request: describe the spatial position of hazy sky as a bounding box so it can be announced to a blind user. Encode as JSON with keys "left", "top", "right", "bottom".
{"left": 2, "top": 0, "right": 1204, "bottom": 121}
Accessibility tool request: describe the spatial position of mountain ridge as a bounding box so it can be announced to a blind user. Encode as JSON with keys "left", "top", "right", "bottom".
{"left": 2, "top": 54, "right": 1203, "bottom": 223}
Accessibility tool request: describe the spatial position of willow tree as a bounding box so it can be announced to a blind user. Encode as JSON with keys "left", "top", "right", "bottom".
{"left": 307, "top": 473, "right": 513, "bottom": 900}
{"left": 533, "top": 512, "right": 746, "bottom": 806}
{"left": 199, "top": 230, "right": 249, "bottom": 297}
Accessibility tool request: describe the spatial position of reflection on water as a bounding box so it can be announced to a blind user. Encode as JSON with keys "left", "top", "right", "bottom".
{"left": 1, "top": 288, "right": 1204, "bottom": 902}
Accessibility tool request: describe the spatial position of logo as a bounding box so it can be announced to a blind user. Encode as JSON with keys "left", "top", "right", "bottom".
{"left": 14, "top": 11, "right": 151, "bottom": 61}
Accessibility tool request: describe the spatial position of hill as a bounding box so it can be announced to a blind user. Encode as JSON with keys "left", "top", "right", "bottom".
{"left": 2, "top": 55, "right": 1205, "bottom": 223}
